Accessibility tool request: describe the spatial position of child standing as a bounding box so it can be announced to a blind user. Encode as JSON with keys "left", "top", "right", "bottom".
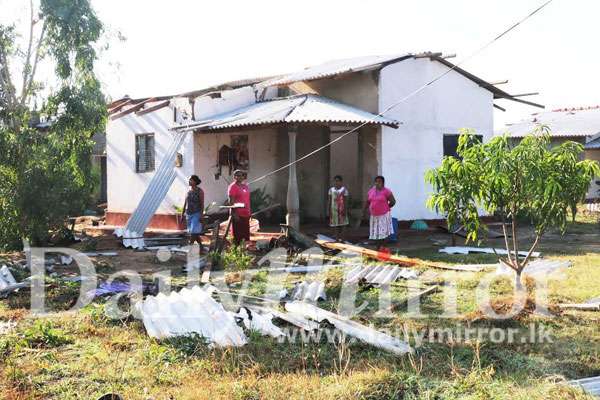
{"left": 327, "top": 175, "right": 349, "bottom": 241}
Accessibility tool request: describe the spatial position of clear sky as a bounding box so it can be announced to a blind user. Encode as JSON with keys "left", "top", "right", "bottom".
{"left": 3, "top": 0, "right": 599, "bottom": 130}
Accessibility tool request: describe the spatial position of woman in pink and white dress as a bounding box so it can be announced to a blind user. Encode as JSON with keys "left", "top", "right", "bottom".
{"left": 363, "top": 176, "right": 396, "bottom": 247}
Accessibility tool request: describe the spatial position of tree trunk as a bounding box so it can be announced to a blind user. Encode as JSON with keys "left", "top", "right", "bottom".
{"left": 515, "top": 269, "right": 524, "bottom": 292}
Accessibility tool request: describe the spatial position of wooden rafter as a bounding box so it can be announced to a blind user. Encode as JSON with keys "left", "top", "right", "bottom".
{"left": 110, "top": 98, "right": 157, "bottom": 120}
{"left": 136, "top": 100, "right": 170, "bottom": 116}
{"left": 108, "top": 98, "right": 134, "bottom": 115}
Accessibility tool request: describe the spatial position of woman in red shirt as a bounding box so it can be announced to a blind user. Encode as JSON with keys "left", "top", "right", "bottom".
{"left": 363, "top": 175, "right": 396, "bottom": 248}
{"left": 227, "top": 170, "right": 251, "bottom": 245}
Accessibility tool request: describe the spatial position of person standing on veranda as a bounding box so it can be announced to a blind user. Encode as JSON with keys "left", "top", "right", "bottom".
{"left": 363, "top": 175, "right": 396, "bottom": 249}
{"left": 227, "top": 170, "right": 251, "bottom": 246}
{"left": 327, "top": 175, "right": 349, "bottom": 241}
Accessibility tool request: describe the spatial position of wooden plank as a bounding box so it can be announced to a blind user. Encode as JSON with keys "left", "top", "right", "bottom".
{"left": 314, "top": 238, "right": 427, "bottom": 267}
{"left": 107, "top": 97, "right": 131, "bottom": 110}
{"left": 136, "top": 100, "right": 170, "bottom": 116}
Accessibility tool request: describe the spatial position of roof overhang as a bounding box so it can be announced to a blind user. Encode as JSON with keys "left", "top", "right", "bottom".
{"left": 173, "top": 94, "right": 400, "bottom": 133}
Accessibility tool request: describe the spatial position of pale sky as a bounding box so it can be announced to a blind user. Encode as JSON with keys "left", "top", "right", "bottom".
{"left": 3, "top": 0, "right": 599, "bottom": 129}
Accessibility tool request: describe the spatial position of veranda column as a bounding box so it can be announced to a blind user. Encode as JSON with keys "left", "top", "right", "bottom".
{"left": 286, "top": 124, "right": 300, "bottom": 230}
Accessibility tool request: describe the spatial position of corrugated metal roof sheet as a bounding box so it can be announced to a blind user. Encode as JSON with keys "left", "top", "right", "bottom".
{"left": 569, "top": 376, "right": 600, "bottom": 398}
{"left": 284, "top": 301, "right": 412, "bottom": 355}
{"left": 290, "top": 281, "right": 327, "bottom": 302}
{"left": 501, "top": 106, "right": 600, "bottom": 138}
{"left": 115, "top": 130, "right": 188, "bottom": 243}
{"left": 345, "top": 265, "right": 418, "bottom": 285}
{"left": 585, "top": 136, "right": 600, "bottom": 149}
{"left": 262, "top": 53, "right": 412, "bottom": 86}
{"left": 187, "top": 94, "right": 399, "bottom": 131}
{"left": 135, "top": 285, "right": 247, "bottom": 346}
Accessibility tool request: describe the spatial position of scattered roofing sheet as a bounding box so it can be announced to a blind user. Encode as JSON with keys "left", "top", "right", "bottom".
{"left": 135, "top": 286, "right": 247, "bottom": 347}
{"left": 178, "top": 94, "right": 399, "bottom": 132}
{"left": 0, "top": 265, "right": 28, "bottom": 295}
{"left": 496, "top": 259, "right": 571, "bottom": 277}
{"left": 285, "top": 301, "right": 412, "bottom": 355}
{"left": 569, "top": 375, "right": 600, "bottom": 398}
{"left": 235, "top": 307, "right": 285, "bottom": 338}
{"left": 345, "top": 265, "right": 417, "bottom": 285}
{"left": 439, "top": 246, "right": 541, "bottom": 258}
{"left": 246, "top": 305, "right": 319, "bottom": 332}
{"left": 501, "top": 106, "right": 600, "bottom": 138}
{"left": 289, "top": 281, "right": 327, "bottom": 302}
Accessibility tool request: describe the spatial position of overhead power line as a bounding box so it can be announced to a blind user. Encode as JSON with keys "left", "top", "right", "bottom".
{"left": 248, "top": 0, "right": 555, "bottom": 185}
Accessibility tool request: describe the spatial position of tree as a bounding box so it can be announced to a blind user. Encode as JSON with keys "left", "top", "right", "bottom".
{"left": 0, "top": 0, "right": 107, "bottom": 248}
{"left": 425, "top": 129, "right": 600, "bottom": 288}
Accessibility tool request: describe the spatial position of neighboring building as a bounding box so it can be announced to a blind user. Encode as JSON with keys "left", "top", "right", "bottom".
{"left": 106, "top": 52, "right": 535, "bottom": 230}
{"left": 500, "top": 106, "right": 600, "bottom": 200}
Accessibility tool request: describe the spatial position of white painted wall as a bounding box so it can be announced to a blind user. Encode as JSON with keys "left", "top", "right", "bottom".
{"left": 192, "top": 128, "right": 280, "bottom": 209}
{"left": 106, "top": 104, "right": 194, "bottom": 216}
{"left": 379, "top": 58, "right": 494, "bottom": 220}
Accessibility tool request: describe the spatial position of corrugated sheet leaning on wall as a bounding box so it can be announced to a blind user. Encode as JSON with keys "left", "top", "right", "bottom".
{"left": 115, "top": 130, "right": 188, "bottom": 247}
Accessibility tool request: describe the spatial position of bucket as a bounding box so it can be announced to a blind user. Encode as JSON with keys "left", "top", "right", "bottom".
{"left": 388, "top": 218, "right": 399, "bottom": 242}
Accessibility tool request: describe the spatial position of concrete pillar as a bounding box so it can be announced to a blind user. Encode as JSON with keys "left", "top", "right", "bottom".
{"left": 286, "top": 125, "right": 300, "bottom": 229}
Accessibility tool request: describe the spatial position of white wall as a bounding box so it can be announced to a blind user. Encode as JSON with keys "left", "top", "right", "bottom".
{"left": 192, "top": 128, "right": 281, "bottom": 209}
{"left": 379, "top": 58, "right": 494, "bottom": 220}
{"left": 106, "top": 104, "right": 194, "bottom": 216}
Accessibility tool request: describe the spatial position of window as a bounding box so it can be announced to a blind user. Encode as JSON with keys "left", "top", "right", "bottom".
{"left": 135, "top": 133, "right": 155, "bottom": 172}
{"left": 443, "top": 134, "right": 482, "bottom": 159}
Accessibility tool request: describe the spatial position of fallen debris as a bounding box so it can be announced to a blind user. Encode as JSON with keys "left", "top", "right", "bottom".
{"left": 345, "top": 264, "right": 417, "bottom": 285}
{"left": 394, "top": 285, "right": 440, "bottom": 310}
{"left": 432, "top": 263, "right": 492, "bottom": 272}
{"left": 439, "top": 246, "right": 541, "bottom": 258}
{"left": 135, "top": 286, "right": 247, "bottom": 346}
{"left": 287, "top": 281, "right": 327, "bottom": 302}
{"left": 569, "top": 375, "right": 600, "bottom": 398}
{"left": 315, "top": 235, "right": 429, "bottom": 267}
{"left": 284, "top": 301, "right": 412, "bottom": 355}
{"left": 235, "top": 307, "right": 285, "bottom": 338}
{"left": 0, "top": 265, "right": 28, "bottom": 295}
{"left": 246, "top": 305, "right": 319, "bottom": 332}
{"left": 0, "top": 320, "right": 16, "bottom": 335}
{"left": 496, "top": 259, "right": 571, "bottom": 277}
{"left": 558, "top": 296, "right": 600, "bottom": 312}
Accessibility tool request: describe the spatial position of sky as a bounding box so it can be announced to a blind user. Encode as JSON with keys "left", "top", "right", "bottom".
{"left": 2, "top": 0, "right": 599, "bottom": 130}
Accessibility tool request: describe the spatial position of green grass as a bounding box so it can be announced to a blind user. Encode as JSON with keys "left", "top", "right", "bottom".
{"left": 1, "top": 216, "right": 599, "bottom": 399}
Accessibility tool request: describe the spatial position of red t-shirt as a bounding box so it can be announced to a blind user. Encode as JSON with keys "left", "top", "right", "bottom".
{"left": 228, "top": 182, "right": 251, "bottom": 217}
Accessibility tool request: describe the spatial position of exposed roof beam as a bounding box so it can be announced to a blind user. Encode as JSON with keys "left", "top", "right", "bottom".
{"left": 108, "top": 98, "right": 134, "bottom": 114}
{"left": 496, "top": 96, "right": 544, "bottom": 109}
{"left": 136, "top": 100, "right": 170, "bottom": 116}
{"left": 110, "top": 98, "right": 156, "bottom": 120}
{"left": 511, "top": 92, "right": 539, "bottom": 98}
{"left": 494, "top": 104, "right": 507, "bottom": 112}
{"left": 488, "top": 80, "right": 509, "bottom": 86}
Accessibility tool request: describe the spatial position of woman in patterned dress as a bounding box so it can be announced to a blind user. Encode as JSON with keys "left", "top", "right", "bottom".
{"left": 363, "top": 175, "right": 396, "bottom": 248}
{"left": 327, "top": 175, "right": 349, "bottom": 241}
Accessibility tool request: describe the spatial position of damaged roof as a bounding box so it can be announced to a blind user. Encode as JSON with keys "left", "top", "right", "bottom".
{"left": 178, "top": 94, "right": 400, "bottom": 132}
{"left": 260, "top": 52, "right": 542, "bottom": 108}
{"left": 501, "top": 105, "right": 600, "bottom": 138}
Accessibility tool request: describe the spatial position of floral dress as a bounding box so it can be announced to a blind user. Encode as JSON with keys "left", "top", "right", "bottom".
{"left": 328, "top": 186, "right": 349, "bottom": 227}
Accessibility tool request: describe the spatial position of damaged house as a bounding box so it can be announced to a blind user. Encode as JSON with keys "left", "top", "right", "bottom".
{"left": 500, "top": 105, "right": 600, "bottom": 200}
{"left": 105, "top": 52, "right": 539, "bottom": 232}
